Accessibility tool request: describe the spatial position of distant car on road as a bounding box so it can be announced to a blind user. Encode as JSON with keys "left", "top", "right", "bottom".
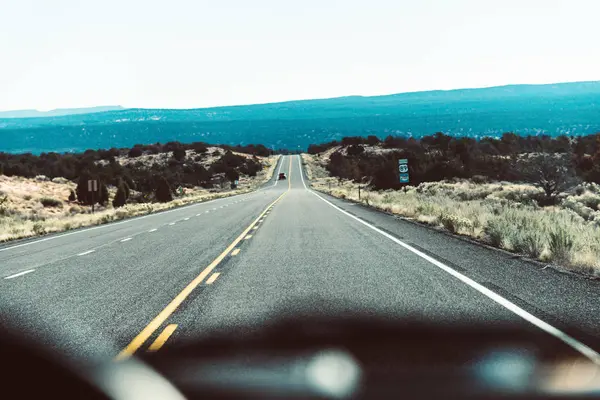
{"left": 278, "top": 173, "right": 287, "bottom": 180}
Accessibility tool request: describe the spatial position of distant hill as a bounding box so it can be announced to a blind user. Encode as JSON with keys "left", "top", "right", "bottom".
{"left": 0, "top": 106, "right": 125, "bottom": 119}
{"left": 1, "top": 82, "right": 599, "bottom": 154}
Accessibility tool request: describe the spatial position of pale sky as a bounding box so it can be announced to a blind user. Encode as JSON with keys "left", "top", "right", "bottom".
{"left": 1, "top": 0, "right": 598, "bottom": 111}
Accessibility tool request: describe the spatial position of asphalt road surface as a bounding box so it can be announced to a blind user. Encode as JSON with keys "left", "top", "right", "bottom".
{"left": 1, "top": 155, "right": 599, "bottom": 366}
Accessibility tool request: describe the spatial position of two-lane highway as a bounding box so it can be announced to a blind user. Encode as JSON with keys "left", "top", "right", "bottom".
{"left": 1, "top": 155, "right": 600, "bottom": 366}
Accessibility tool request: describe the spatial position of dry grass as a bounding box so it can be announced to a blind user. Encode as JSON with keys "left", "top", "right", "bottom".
{"left": 303, "top": 154, "right": 600, "bottom": 278}
{"left": 0, "top": 155, "right": 278, "bottom": 243}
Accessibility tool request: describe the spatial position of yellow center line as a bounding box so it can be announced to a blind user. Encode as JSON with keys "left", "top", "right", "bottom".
{"left": 115, "top": 190, "right": 287, "bottom": 361}
{"left": 206, "top": 272, "right": 220, "bottom": 285}
{"left": 147, "top": 324, "right": 177, "bottom": 352}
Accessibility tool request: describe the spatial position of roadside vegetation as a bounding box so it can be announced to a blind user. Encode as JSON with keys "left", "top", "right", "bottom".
{"left": 0, "top": 142, "right": 277, "bottom": 242}
{"left": 303, "top": 132, "right": 600, "bottom": 278}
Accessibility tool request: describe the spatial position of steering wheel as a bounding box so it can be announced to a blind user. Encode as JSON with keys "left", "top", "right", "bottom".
{"left": 0, "top": 322, "right": 185, "bottom": 400}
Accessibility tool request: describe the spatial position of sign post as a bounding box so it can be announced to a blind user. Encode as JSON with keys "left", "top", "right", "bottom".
{"left": 398, "top": 159, "right": 410, "bottom": 184}
{"left": 88, "top": 179, "right": 98, "bottom": 213}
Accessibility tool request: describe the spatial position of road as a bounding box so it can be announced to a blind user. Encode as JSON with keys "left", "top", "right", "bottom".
{"left": 1, "top": 155, "right": 599, "bottom": 365}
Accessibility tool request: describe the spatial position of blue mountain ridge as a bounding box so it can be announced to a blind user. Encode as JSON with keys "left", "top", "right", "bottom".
{"left": 1, "top": 81, "right": 599, "bottom": 154}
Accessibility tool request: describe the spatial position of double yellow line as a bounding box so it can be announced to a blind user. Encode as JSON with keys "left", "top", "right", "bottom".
{"left": 116, "top": 156, "right": 292, "bottom": 360}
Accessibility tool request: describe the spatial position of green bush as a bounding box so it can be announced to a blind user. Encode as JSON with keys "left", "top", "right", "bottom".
{"left": 40, "top": 197, "right": 63, "bottom": 208}
{"left": 548, "top": 228, "right": 574, "bottom": 264}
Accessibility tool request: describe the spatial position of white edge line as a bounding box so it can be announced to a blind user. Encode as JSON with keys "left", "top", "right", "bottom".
{"left": 273, "top": 155, "right": 284, "bottom": 187}
{"left": 4, "top": 269, "right": 35, "bottom": 279}
{"left": 0, "top": 190, "right": 257, "bottom": 254}
{"left": 309, "top": 189, "right": 600, "bottom": 365}
{"left": 77, "top": 249, "right": 95, "bottom": 256}
{"left": 297, "top": 154, "right": 308, "bottom": 189}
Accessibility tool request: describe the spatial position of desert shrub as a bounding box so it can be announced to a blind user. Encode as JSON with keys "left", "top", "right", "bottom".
{"left": 128, "top": 147, "right": 143, "bottom": 158}
{"left": 523, "top": 231, "right": 545, "bottom": 259}
{"left": 23, "top": 194, "right": 32, "bottom": 201}
{"left": 548, "top": 227, "right": 574, "bottom": 264}
{"left": 40, "top": 197, "right": 62, "bottom": 208}
{"left": 32, "top": 222, "right": 46, "bottom": 235}
{"left": 471, "top": 175, "right": 488, "bottom": 184}
{"left": 416, "top": 203, "right": 436, "bottom": 215}
{"left": 68, "top": 190, "right": 76, "bottom": 202}
{"left": 68, "top": 205, "right": 82, "bottom": 214}
{"left": 173, "top": 148, "right": 186, "bottom": 161}
{"left": 561, "top": 197, "right": 595, "bottom": 220}
{"left": 512, "top": 230, "right": 545, "bottom": 259}
{"left": 484, "top": 218, "right": 508, "bottom": 247}
{"left": 155, "top": 177, "right": 173, "bottom": 202}
{"left": 454, "top": 188, "right": 492, "bottom": 201}
{"left": 51, "top": 177, "right": 70, "bottom": 184}
{"left": 438, "top": 213, "right": 462, "bottom": 233}
{"left": 115, "top": 209, "right": 130, "bottom": 219}
{"left": 577, "top": 192, "right": 600, "bottom": 209}
{"left": 112, "top": 182, "right": 127, "bottom": 208}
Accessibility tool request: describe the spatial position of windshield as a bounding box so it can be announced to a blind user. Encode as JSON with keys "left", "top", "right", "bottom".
{"left": 1, "top": 0, "right": 600, "bottom": 398}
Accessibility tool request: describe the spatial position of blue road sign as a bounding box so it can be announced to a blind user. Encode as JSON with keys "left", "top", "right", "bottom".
{"left": 398, "top": 159, "right": 409, "bottom": 183}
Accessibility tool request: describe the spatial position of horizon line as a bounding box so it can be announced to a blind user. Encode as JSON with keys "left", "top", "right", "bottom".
{"left": 1, "top": 79, "right": 598, "bottom": 115}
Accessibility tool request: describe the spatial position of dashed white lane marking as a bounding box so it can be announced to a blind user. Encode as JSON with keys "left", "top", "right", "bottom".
{"left": 121, "top": 238, "right": 132, "bottom": 242}
{"left": 169, "top": 222, "right": 176, "bottom": 225}
{"left": 252, "top": 226, "right": 258, "bottom": 230}
{"left": 212, "top": 208, "right": 217, "bottom": 211}
{"left": 310, "top": 189, "right": 600, "bottom": 365}
{"left": 148, "top": 229, "right": 157, "bottom": 232}
{"left": 231, "top": 248, "right": 241, "bottom": 256}
{"left": 4, "top": 269, "right": 35, "bottom": 279}
{"left": 0, "top": 193, "right": 256, "bottom": 254}
{"left": 77, "top": 249, "right": 95, "bottom": 256}
{"left": 184, "top": 218, "right": 190, "bottom": 221}
{"left": 196, "top": 214, "right": 201, "bottom": 216}
{"left": 206, "top": 272, "right": 220, "bottom": 285}
{"left": 205, "top": 211, "right": 210, "bottom": 213}
{"left": 244, "top": 235, "right": 253, "bottom": 240}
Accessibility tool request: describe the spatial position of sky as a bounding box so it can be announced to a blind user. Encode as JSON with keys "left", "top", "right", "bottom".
{"left": 0, "top": 0, "right": 598, "bottom": 111}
